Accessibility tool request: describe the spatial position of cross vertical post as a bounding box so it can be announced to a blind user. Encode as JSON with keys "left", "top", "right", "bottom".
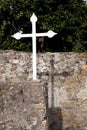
{"left": 30, "top": 13, "right": 37, "bottom": 80}
{"left": 12, "top": 13, "right": 57, "bottom": 80}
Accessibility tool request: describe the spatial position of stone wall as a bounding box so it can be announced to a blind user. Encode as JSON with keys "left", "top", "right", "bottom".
{"left": 0, "top": 50, "right": 87, "bottom": 130}
{"left": 0, "top": 81, "right": 46, "bottom": 130}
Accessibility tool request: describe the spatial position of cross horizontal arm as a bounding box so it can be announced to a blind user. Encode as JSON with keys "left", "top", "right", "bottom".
{"left": 12, "top": 30, "right": 57, "bottom": 40}
{"left": 20, "top": 32, "right": 54, "bottom": 38}
{"left": 36, "top": 30, "right": 57, "bottom": 38}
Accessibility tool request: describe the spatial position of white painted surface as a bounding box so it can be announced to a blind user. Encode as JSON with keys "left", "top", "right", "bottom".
{"left": 12, "top": 13, "right": 57, "bottom": 80}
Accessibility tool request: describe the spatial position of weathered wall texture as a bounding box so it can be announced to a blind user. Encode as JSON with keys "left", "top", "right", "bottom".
{"left": 0, "top": 50, "right": 87, "bottom": 130}
{"left": 0, "top": 81, "right": 46, "bottom": 130}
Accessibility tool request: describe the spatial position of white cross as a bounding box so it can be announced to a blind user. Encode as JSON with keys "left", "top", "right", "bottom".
{"left": 12, "top": 13, "right": 57, "bottom": 80}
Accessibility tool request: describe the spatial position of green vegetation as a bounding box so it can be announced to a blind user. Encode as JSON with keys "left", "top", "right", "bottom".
{"left": 0, "top": 0, "right": 87, "bottom": 52}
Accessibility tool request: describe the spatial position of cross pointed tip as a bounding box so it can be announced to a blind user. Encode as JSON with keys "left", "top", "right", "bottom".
{"left": 33, "top": 12, "right": 35, "bottom": 15}
{"left": 11, "top": 32, "right": 21, "bottom": 40}
{"left": 47, "top": 30, "right": 57, "bottom": 38}
{"left": 30, "top": 13, "right": 37, "bottom": 22}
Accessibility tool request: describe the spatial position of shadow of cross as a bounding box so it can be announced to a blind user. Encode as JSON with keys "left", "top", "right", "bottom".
{"left": 38, "top": 54, "right": 72, "bottom": 107}
{"left": 39, "top": 55, "right": 73, "bottom": 130}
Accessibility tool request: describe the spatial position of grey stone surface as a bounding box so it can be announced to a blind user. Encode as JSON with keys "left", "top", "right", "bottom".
{"left": 0, "top": 50, "right": 87, "bottom": 129}
{"left": 0, "top": 81, "right": 46, "bottom": 130}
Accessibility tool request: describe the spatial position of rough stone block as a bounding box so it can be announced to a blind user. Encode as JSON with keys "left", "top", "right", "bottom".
{"left": 0, "top": 81, "right": 46, "bottom": 130}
